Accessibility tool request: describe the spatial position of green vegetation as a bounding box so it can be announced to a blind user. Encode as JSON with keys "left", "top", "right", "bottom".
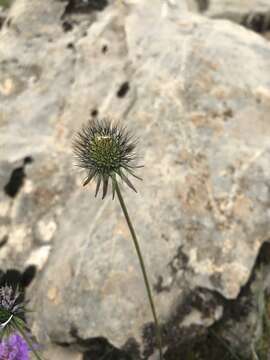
{"left": 253, "top": 291, "right": 270, "bottom": 360}
{"left": 170, "top": 330, "right": 245, "bottom": 360}
{"left": 0, "top": 0, "right": 12, "bottom": 8}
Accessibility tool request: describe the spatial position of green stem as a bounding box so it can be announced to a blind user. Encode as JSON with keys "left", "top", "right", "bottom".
{"left": 13, "top": 318, "right": 44, "bottom": 360}
{"left": 114, "top": 180, "right": 163, "bottom": 360}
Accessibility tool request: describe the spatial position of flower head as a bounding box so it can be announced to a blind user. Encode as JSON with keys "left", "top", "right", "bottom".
{"left": 0, "top": 332, "right": 30, "bottom": 360}
{"left": 73, "top": 119, "right": 142, "bottom": 199}
{"left": 0, "top": 286, "right": 24, "bottom": 335}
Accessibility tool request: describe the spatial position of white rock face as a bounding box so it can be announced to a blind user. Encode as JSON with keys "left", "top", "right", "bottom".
{"left": 25, "top": 245, "right": 51, "bottom": 270}
{"left": 1, "top": 0, "right": 270, "bottom": 357}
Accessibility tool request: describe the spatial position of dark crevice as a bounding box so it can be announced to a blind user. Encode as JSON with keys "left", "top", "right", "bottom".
{"left": 70, "top": 326, "right": 134, "bottom": 359}
{"left": 62, "top": 0, "right": 109, "bottom": 16}
{"left": 101, "top": 44, "right": 108, "bottom": 54}
{"left": 241, "top": 11, "right": 270, "bottom": 33}
{"left": 67, "top": 42, "right": 75, "bottom": 49}
{"left": 24, "top": 156, "right": 33, "bottom": 165}
{"left": 117, "top": 82, "right": 130, "bottom": 98}
{"left": 160, "top": 241, "right": 270, "bottom": 360}
{"left": 121, "top": 338, "right": 140, "bottom": 360}
{"left": 153, "top": 245, "right": 189, "bottom": 294}
{"left": 164, "top": 328, "right": 241, "bottom": 360}
{"left": 91, "top": 109, "right": 98, "bottom": 117}
{"left": 54, "top": 341, "right": 71, "bottom": 348}
{"left": 0, "top": 269, "right": 23, "bottom": 287}
{"left": 83, "top": 344, "right": 128, "bottom": 360}
{"left": 196, "top": 0, "right": 209, "bottom": 12}
{"left": 62, "top": 20, "right": 73, "bottom": 32}
{"left": 4, "top": 156, "right": 33, "bottom": 198}
{"left": 5, "top": 17, "right": 12, "bottom": 28}
{"left": 0, "top": 235, "right": 8, "bottom": 248}
{"left": 142, "top": 322, "right": 158, "bottom": 359}
{"left": 4, "top": 166, "right": 25, "bottom": 198}
{"left": 0, "top": 15, "right": 6, "bottom": 30}
{"left": 154, "top": 275, "right": 169, "bottom": 293}
{"left": 21, "top": 265, "right": 37, "bottom": 288}
{"left": 212, "top": 11, "right": 270, "bottom": 34}
{"left": 0, "top": 266, "right": 36, "bottom": 289}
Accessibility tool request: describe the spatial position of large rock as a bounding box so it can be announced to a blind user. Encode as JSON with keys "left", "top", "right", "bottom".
{"left": 1, "top": 0, "right": 270, "bottom": 357}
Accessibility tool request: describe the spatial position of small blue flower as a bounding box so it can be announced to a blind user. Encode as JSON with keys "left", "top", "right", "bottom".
{"left": 0, "top": 332, "right": 30, "bottom": 360}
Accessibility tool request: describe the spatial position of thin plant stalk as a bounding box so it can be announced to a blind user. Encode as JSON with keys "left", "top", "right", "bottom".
{"left": 114, "top": 180, "right": 163, "bottom": 360}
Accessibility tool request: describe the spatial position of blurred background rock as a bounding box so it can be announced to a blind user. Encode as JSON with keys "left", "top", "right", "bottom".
{"left": 1, "top": 1, "right": 270, "bottom": 359}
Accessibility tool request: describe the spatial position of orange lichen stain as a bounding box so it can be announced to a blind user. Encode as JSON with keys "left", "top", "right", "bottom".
{"left": 47, "top": 287, "right": 61, "bottom": 305}
{"left": 113, "top": 219, "right": 130, "bottom": 238}
{"left": 189, "top": 112, "right": 223, "bottom": 135}
{"left": 189, "top": 112, "right": 208, "bottom": 127}
{"left": 211, "top": 86, "right": 230, "bottom": 100}
{"left": 101, "top": 271, "right": 129, "bottom": 296}
{"left": 254, "top": 86, "right": 270, "bottom": 103}
{"left": 178, "top": 148, "right": 191, "bottom": 163}
{"left": 181, "top": 174, "right": 209, "bottom": 214}
{"left": 201, "top": 57, "right": 220, "bottom": 71}
{"left": 233, "top": 195, "right": 253, "bottom": 218}
{"left": 0, "top": 112, "right": 7, "bottom": 126}
{"left": 55, "top": 121, "right": 68, "bottom": 142}
{"left": 35, "top": 161, "right": 58, "bottom": 180}
{"left": 196, "top": 72, "right": 214, "bottom": 90}
{"left": 177, "top": 19, "right": 195, "bottom": 29}
{"left": 33, "top": 187, "right": 56, "bottom": 207}
{"left": 0, "top": 78, "right": 15, "bottom": 96}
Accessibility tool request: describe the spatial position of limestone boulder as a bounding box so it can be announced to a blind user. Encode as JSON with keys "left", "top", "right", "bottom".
{"left": 1, "top": 0, "right": 270, "bottom": 358}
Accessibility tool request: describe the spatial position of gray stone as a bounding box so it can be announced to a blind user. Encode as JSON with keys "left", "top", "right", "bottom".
{"left": 1, "top": 0, "right": 270, "bottom": 358}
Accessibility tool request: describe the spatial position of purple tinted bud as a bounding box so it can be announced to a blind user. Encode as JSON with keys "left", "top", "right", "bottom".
{"left": 0, "top": 286, "right": 23, "bottom": 315}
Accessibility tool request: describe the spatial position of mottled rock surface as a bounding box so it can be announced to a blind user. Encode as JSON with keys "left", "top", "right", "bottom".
{"left": 1, "top": 0, "right": 270, "bottom": 358}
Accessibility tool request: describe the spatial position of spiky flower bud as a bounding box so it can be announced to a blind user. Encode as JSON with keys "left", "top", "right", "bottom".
{"left": 73, "top": 119, "right": 142, "bottom": 199}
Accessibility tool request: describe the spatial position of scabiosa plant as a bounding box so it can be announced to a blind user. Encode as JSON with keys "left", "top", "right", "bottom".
{"left": 0, "top": 332, "right": 30, "bottom": 360}
{"left": 73, "top": 119, "right": 163, "bottom": 360}
{"left": 0, "top": 285, "right": 43, "bottom": 360}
